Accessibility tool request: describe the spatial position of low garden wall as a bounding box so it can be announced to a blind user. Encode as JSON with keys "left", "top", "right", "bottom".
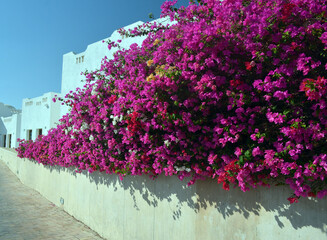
{"left": 0, "top": 147, "right": 326, "bottom": 240}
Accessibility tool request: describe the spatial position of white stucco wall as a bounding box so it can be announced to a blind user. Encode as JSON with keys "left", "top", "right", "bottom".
{"left": 1, "top": 113, "right": 22, "bottom": 148}
{"left": 1, "top": 148, "right": 326, "bottom": 240}
{"left": 0, "top": 118, "right": 6, "bottom": 147}
{"left": 0, "top": 102, "right": 21, "bottom": 147}
{"left": 20, "top": 92, "right": 62, "bottom": 141}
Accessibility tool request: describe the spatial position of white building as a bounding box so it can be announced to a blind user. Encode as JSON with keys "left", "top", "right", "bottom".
{"left": 60, "top": 21, "right": 148, "bottom": 116}
{"left": 1, "top": 19, "right": 164, "bottom": 147}
{"left": 0, "top": 102, "right": 21, "bottom": 148}
{"left": 1, "top": 113, "right": 22, "bottom": 148}
{"left": 20, "top": 92, "right": 62, "bottom": 141}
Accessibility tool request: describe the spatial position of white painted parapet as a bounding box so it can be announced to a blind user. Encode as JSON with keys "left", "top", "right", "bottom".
{"left": 20, "top": 92, "right": 61, "bottom": 141}
{"left": 1, "top": 113, "right": 21, "bottom": 148}
{"left": 0, "top": 147, "right": 326, "bottom": 240}
{"left": 0, "top": 102, "right": 21, "bottom": 147}
{"left": 60, "top": 21, "right": 150, "bottom": 116}
{"left": 61, "top": 21, "right": 147, "bottom": 97}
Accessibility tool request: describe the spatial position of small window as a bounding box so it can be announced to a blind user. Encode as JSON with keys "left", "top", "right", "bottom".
{"left": 4, "top": 117, "right": 12, "bottom": 123}
{"left": 76, "top": 58, "right": 78, "bottom": 64}
{"left": 27, "top": 129, "right": 32, "bottom": 140}
{"left": 37, "top": 128, "right": 43, "bottom": 137}
{"left": 8, "top": 134, "right": 12, "bottom": 148}
{"left": 3, "top": 135, "right": 6, "bottom": 147}
{"left": 81, "top": 56, "right": 84, "bottom": 62}
{"left": 25, "top": 101, "right": 33, "bottom": 106}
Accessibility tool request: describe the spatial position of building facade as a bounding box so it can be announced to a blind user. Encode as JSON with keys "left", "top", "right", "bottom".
{"left": 0, "top": 102, "right": 21, "bottom": 148}
{"left": 1, "top": 19, "right": 159, "bottom": 148}
{"left": 20, "top": 92, "right": 62, "bottom": 141}
{"left": 1, "top": 113, "right": 22, "bottom": 148}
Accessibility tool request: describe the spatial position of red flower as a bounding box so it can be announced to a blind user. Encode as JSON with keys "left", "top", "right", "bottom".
{"left": 217, "top": 160, "right": 240, "bottom": 191}
{"left": 126, "top": 111, "right": 142, "bottom": 135}
{"left": 230, "top": 79, "right": 242, "bottom": 87}
{"left": 281, "top": 3, "right": 296, "bottom": 21}
{"left": 223, "top": 182, "right": 230, "bottom": 191}
{"left": 287, "top": 196, "right": 299, "bottom": 204}
{"left": 299, "top": 77, "right": 326, "bottom": 101}
{"left": 108, "top": 95, "right": 117, "bottom": 104}
{"left": 290, "top": 42, "right": 298, "bottom": 50}
{"left": 299, "top": 78, "right": 315, "bottom": 92}
{"left": 245, "top": 61, "right": 255, "bottom": 70}
{"left": 308, "top": 192, "right": 316, "bottom": 197}
{"left": 217, "top": 173, "right": 226, "bottom": 184}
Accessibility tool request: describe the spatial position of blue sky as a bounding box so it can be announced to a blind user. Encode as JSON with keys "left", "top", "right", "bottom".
{"left": 0, "top": 0, "right": 189, "bottom": 109}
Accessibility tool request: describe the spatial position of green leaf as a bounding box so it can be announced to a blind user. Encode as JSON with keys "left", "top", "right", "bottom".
{"left": 239, "top": 156, "right": 244, "bottom": 165}
{"left": 244, "top": 150, "right": 251, "bottom": 159}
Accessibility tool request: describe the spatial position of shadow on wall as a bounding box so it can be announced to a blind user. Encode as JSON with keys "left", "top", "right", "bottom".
{"left": 43, "top": 162, "right": 327, "bottom": 234}
{"left": 195, "top": 179, "right": 327, "bottom": 232}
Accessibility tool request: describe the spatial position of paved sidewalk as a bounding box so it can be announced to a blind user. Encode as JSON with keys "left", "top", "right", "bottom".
{"left": 0, "top": 160, "right": 104, "bottom": 240}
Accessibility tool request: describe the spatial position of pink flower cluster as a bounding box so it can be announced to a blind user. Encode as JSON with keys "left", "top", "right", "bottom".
{"left": 17, "top": 0, "right": 327, "bottom": 203}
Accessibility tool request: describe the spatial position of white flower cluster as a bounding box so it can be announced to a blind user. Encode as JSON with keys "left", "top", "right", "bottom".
{"left": 63, "top": 126, "right": 77, "bottom": 139}
{"left": 102, "top": 119, "right": 107, "bottom": 130}
{"left": 91, "top": 84, "right": 98, "bottom": 95}
{"left": 164, "top": 138, "right": 179, "bottom": 147}
{"left": 164, "top": 140, "right": 171, "bottom": 147}
{"left": 174, "top": 166, "right": 191, "bottom": 172}
{"left": 110, "top": 114, "right": 123, "bottom": 126}
{"left": 80, "top": 122, "right": 89, "bottom": 131}
{"left": 89, "top": 135, "right": 95, "bottom": 141}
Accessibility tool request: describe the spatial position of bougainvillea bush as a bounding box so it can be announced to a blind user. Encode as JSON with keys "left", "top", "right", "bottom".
{"left": 17, "top": 0, "right": 327, "bottom": 203}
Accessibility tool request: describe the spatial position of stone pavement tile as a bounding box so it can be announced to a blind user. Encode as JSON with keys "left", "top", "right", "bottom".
{"left": 0, "top": 160, "right": 104, "bottom": 240}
